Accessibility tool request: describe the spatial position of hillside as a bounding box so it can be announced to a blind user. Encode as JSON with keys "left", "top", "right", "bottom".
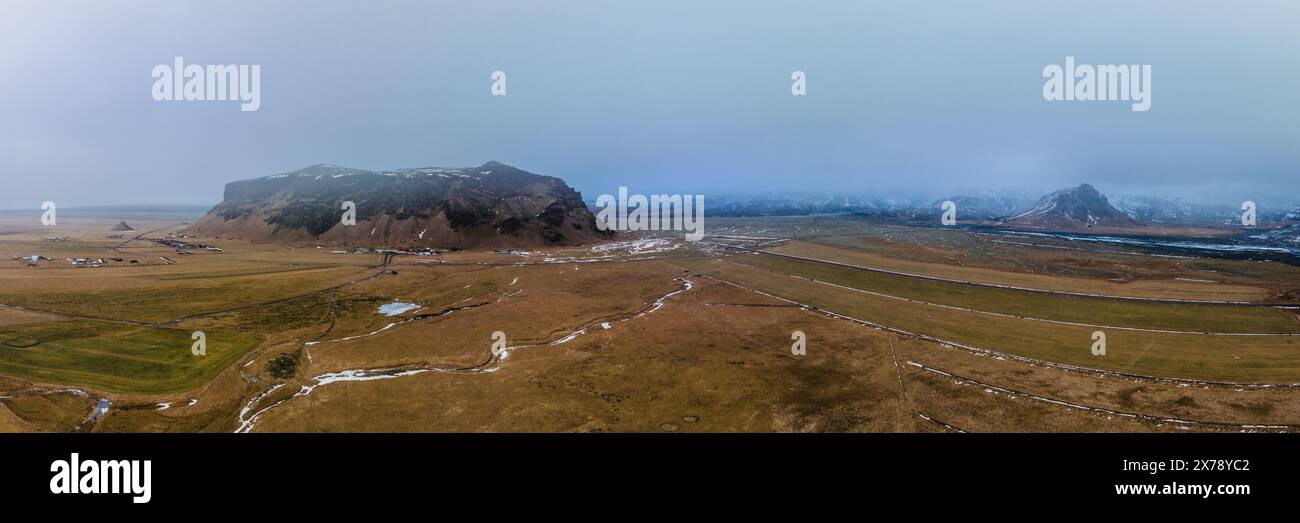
{"left": 188, "top": 161, "right": 611, "bottom": 248}
{"left": 1002, "top": 184, "right": 1143, "bottom": 230}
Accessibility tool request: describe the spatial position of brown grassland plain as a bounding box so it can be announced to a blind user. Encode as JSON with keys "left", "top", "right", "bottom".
{"left": 3, "top": 214, "right": 1300, "bottom": 432}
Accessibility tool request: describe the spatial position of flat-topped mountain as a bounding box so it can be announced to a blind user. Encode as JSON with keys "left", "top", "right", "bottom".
{"left": 1003, "top": 183, "right": 1143, "bottom": 230}
{"left": 188, "top": 161, "right": 611, "bottom": 248}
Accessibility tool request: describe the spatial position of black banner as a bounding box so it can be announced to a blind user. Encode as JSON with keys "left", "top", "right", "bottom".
{"left": 1, "top": 433, "right": 1292, "bottom": 512}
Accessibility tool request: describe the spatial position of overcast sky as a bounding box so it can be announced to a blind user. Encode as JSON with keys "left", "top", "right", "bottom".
{"left": 1, "top": 0, "right": 1297, "bottom": 209}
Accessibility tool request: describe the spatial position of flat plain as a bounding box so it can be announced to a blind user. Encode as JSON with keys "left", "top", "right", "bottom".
{"left": 3, "top": 212, "right": 1300, "bottom": 433}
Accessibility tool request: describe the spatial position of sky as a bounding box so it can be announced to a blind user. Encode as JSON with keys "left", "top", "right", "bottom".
{"left": 1, "top": 0, "right": 1297, "bottom": 209}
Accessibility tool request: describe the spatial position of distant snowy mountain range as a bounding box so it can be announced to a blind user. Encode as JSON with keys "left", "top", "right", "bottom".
{"left": 661, "top": 185, "right": 1300, "bottom": 231}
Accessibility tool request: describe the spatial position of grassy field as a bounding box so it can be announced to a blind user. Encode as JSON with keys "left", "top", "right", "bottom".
{"left": 723, "top": 252, "right": 1300, "bottom": 333}
{"left": 0, "top": 319, "right": 261, "bottom": 394}
{"left": 713, "top": 216, "right": 1300, "bottom": 299}
{"left": 248, "top": 274, "right": 911, "bottom": 433}
{"left": 676, "top": 256, "right": 1300, "bottom": 383}
{"left": 6, "top": 213, "right": 1300, "bottom": 432}
{"left": 0, "top": 264, "right": 373, "bottom": 324}
{"left": 766, "top": 239, "right": 1274, "bottom": 302}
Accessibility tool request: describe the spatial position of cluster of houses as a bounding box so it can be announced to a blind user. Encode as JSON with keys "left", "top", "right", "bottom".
{"left": 43, "top": 236, "right": 70, "bottom": 242}
{"left": 67, "top": 257, "right": 106, "bottom": 267}
{"left": 153, "top": 238, "right": 222, "bottom": 254}
{"left": 14, "top": 255, "right": 49, "bottom": 268}
{"left": 14, "top": 254, "right": 140, "bottom": 268}
{"left": 65, "top": 257, "right": 137, "bottom": 267}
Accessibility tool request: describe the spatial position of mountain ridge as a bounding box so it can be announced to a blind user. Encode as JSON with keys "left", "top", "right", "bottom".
{"left": 188, "top": 161, "right": 612, "bottom": 248}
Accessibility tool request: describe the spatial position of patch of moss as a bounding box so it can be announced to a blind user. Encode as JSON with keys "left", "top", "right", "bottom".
{"left": 265, "top": 352, "right": 300, "bottom": 379}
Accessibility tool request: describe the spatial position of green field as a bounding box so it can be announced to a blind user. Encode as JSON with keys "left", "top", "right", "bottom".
{"left": 678, "top": 257, "right": 1300, "bottom": 383}
{"left": 0, "top": 265, "right": 369, "bottom": 324}
{"left": 727, "top": 253, "right": 1300, "bottom": 334}
{"left": 0, "top": 320, "right": 262, "bottom": 394}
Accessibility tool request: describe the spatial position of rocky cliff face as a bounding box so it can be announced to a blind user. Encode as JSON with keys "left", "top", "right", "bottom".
{"left": 188, "top": 161, "right": 612, "bottom": 248}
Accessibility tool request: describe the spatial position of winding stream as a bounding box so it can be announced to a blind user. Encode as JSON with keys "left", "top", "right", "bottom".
{"left": 232, "top": 277, "right": 695, "bottom": 432}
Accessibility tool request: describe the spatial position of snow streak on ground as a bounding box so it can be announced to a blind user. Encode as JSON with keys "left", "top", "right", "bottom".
{"left": 589, "top": 238, "right": 681, "bottom": 256}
